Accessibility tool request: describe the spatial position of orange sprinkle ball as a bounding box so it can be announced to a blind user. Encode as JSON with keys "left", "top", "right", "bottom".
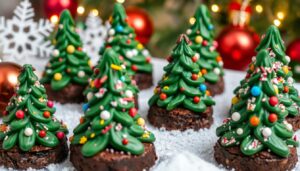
{"left": 216, "top": 56, "right": 222, "bottom": 62}
{"left": 80, "top": 117, "right": 85, "bottom": 124}
{"left": 201, "top": 69, "right": 207, "bottom": 75}
{"left": 284, "top": 86, "right": 289, "bottom": 93}
{"left": 0, "top": 124, "right": 7, "bottom": 132}
{"left": 206, "top": 91, "right": 211, "bottom": 96}
{"left": 43, "top": 111, "right": 51, "bottom": 118}
{"left": 249, "top": 116, "right": 260, "bottom": 127}
{"left": 160, "top": 93, "right": 167, "bottom": 100}
{"left": 249, "top": 64, "right": 255, "bottom": 71}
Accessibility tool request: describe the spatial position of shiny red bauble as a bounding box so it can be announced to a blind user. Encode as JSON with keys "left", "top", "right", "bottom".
{"left": 16, "top": 110, "right": 25, "bottom": 119}
{"left": 268, "top": 113, "right": 278, "bottom": 123}
{"left": 269, "top": 96, "right": 278, "bottom": 106}
{"left": 43, "top": 0, "right": 78, "bottom": 19}
{"left": 0, "top": 62, "right": 22, "bottom": 114}
{"left": 126, "top": 7, "right": 154, "bottom": 45}
{"left": 287, "top": 39, "right": 300, "bottom": 82}
{"left": 217, "top": 25, "right": 260, "bottom": 70}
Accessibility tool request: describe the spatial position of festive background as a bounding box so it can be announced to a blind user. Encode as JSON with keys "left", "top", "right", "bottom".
{"left": 1, "top": 0, "right": 300, "bottom": 73}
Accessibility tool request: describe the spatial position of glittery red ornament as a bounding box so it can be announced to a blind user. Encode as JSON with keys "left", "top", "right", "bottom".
{"left": 16, "top": 110, "right": 25, "bottom": 119}
{"left": 126, "top": 7, "right": 154, "bottom": 45}
{"left": 268, "top": 113, "right": 278, "bottom": 123}
{"left": 44, "top": 0, "right": 78, "bottom": 19}
{"left": 269, "top": 96, "right": 278, "bottom": 106}
{"left": 129, "top": 108, "right": 137, "bottom": 117}
{"left": 39, "top": 130, "right": 46, "bottom": 138}
{"left": 287, "top": 39, "right": 300, "bottom": 82}
{"left": 217, "top": 25, "right": 260, "bottom": 70}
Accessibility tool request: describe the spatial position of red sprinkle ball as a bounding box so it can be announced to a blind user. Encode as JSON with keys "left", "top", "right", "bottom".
{"left": 167, "top": 56, "right": 173, "bottom": 62}
{"left": 146, "top": 57, "right": 151, "bottom": 63}
{"left": 43, "top": 111, "right": 51, "bottom": 118}
{"left": 192, "top": 56, "right": 198, "bottom": 62}
{"left": 2, "top": 110, "right": 8, "bottom": 116}
{"left": 191, "top": 74, "right": 198, "bottom": 80}
{"left": 193, "top": 96, "right": 200, "bottom": 103}
{"left": 129, "top": 108, "right": 137, "bottom": 117}
{"left": 268, "top": 113, "right": 278, "bottom": 123}
{"left": 202, "top": 40, "right": 208, "bottom": 46}
{"left": 180, "top": 87, "right": 185, "bottom": 92}
{"left": 131, "top": 65, "right": 138, "bottom": 71}
{"left": 269, "top": 96, "right": 278, "bottom": 106}
{"left": 47, "top": 101, "right": 54, "bottom": 108}
{"left": 16, "top": 110, "right": 25, "bottom": 119}
{"left": 94, "top": 79, "right": 102, "bottom": 88}
{"left": 122, "top": 138, "right": 129, "bottom": 145}
{"left": 39, "top": 130, "right": 46, "bottom": 138}
{"left": 56, "top": 132, "right": 65, "bottom": 140}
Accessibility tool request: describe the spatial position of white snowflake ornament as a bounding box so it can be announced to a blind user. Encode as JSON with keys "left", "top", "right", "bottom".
{"left": 0, "top": 0, "right": 53, "bottom": 62}
{"left": 78, "top": 12, "right": 110, "bottom": 65}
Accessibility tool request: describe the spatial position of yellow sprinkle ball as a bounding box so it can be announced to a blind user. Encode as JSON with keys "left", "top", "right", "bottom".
{"left": 231, "top": 96, "right": 239, "bottom": 105}
{"left": 195, "top": 36, "right": 203, "bottom": 44}
{"left": 111, "top": 64, "right": 122, "bottom": 71}
{"left": 137, "top": 43, "right": 144, "bottom": 50}
{"left": 163, "top": 86, "right": 169, "bottom": 90}
{"left": 54, "top": 73, "right": 62, "bottom": 81}
{"left": 79, "top": 136, "right": 87, "bottom": 144}
{"left": 273, "top": 85, "right": 279, "bottom": 94}
{"left": 282, "top": 66, "right": 289, "bottom": 74}
{"left": 137, "top": 118, "right": 145, "bottom": 126}
{"left": 67, "top": 45, "right": 75, "bottom": 54}
{"left": 90, "top": 133, "right": 95, "bottom": 138}
{"left": 100, "top": 119, "right": 105, "bottom": 125}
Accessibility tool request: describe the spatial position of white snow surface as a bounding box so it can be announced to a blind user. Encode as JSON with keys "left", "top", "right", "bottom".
{"left": 2, "top": 58, "right": 300, "bottom": 171}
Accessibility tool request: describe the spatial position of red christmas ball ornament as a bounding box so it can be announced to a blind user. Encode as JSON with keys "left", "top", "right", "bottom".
{"left": 0, "top": 62, "right": 21, "bottom": 114}
{"left": 217, "top": 25, "right": 260, "bottom": 70}
{"left": 269, "top": 96, "right": 278, "bottom": 106}
{"left": 268, "top": 113, "right": 278, "bottom": 123}
{"left": 287, "top": 39, "right": 300, "bottom": 82}
{"left": 193, "top": 96, "right": 200, "bottom": 104}
{"left": 126, "top": 7, "right": 154, "bottom": 45}
{"left": 16, "top": 110, "right": 25, "bottom": 119}
{"left": 39, "top": 130, "right": 47, "bottom": 138}
{"left": 56, "top": 132, "right": 65, "bottom": 140}
{"left": 44, "top": 0, "right": 78, "bottom": 20}
{"left": 129, "top": 108, "right": 137, "bottom": 117}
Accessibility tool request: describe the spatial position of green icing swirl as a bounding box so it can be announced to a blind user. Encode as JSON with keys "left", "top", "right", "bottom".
{"left": 187, "top": 5, "right": 224, "bottom": 84}
{"left": 148, "top": 34, "right": 215, "bottom": 113}
{"left": 40, "top": 10, "right": 92, "bottom": 91}
{"left": 0, "top": 65, "right": 68, "bottom": 151}
{"left": 217, "top": 50, "right": 298, "bottom": 158}
{"left": 99, "top": 3, "right": 152, "bottom": 76}
{"left": 71, "top": 48, "right": 155, "bottom": 157}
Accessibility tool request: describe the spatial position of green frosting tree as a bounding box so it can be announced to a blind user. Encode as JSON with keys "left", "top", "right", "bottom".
{"left": 186, "top": 5, "right": 224, "bottom": 84}
{"left": 41, "top": 10, "right": 93, "bottom": 91}
{"left": 0, "top": 65, "right": 68, "bottom": 151}
{"left": 216, "top": 50, "right": 298, "bottom": 158}
{"left": 233, "top": 25, "right": 300, "bottom": 119}
{"left": 148, "top": 34, "right": 215, "bottom": 112}
{"left": 99, "top": 3, "right": 152, "bottom": 77}
{"left": 71, "top": 48, "right": 155, "bottom": 157}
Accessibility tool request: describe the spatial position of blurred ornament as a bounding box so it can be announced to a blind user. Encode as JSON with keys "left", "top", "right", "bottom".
{"left": 216, "top": 0, "right": 259, "bottom": 70}
{"left": 228, "top": 1, "right": 252, "bottom": 26}
{"left": 0, "top": 62, "right": 21, "bottom": 114}
{"left": 287, "top": 39, "right": 300, "bottom": 81}
{"left": 126, "top": 7, "right": 154, "bottom": 45}
{"left": 44, "top": 0, "right": 78, "bottom": 20}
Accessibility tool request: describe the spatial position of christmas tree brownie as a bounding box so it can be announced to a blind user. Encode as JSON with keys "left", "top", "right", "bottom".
{"left": 0, "top": 64, "right": 68, "bottom": 170}
{"left": 214, "top": 49, "right": 299, "bottom": 171}
{"left": 99, "top": 3, "right": 153, "bottom": 90}
{"left": 233, "top": 25, "right": 300, "bottom": 130}
{"left": 148, "top": 34, "right": 215, "bottom": 131}
{"left": 41, "top": 10, "right": 93, "bottom": 104}
{"left": 186, "top": 5, "right": 224, "bottom": 96}
{"left": 70, "top": 48, "right": 156, "bottom": 171}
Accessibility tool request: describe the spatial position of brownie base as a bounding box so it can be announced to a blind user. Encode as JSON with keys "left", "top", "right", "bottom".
{"left": 214, "top": 140, "right": 298, "bottom": 171}
{"left": 0, "top": 138, "right": 68, "bottom": 170}
{"left": 44, "top": 83, "right": 85, "bottom": 104}
{"left": 70, "top": 143, "right": 157, "bottom": 171}
{"left": 134, "top": 72, "right": 153, "bottom": 90}
{"left": 205, "top": 77, "right": 225, "bottom": 96}
{"left": 148, "top": 105, "right": 213, "bottom": 131}
{"left": 286, "top": 115, "right": 300, "bottom": 131}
